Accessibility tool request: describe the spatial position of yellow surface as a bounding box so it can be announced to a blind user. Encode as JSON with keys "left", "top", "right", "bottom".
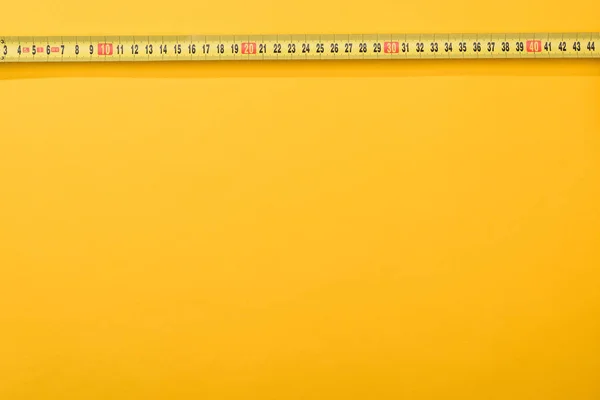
{"left": 1, "top": 0, "right": 600, "bottom": 399}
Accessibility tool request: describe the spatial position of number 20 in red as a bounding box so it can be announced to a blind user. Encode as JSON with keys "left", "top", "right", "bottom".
{"left": 241, "top": 42, "right": 256, "bottom": 54}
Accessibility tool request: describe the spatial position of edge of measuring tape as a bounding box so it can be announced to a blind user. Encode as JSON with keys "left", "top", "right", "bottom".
{"left": 1, "top": 33, "right": 599, "bottom": 63}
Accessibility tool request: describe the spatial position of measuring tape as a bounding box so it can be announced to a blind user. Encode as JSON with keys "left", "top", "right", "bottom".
{"left": 1, "top": 33, "right": 599, "bottom": 63}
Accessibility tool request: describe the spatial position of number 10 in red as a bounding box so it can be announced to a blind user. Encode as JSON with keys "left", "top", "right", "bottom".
{"left": 98, "top": 43, "right": 114, "bottom": 56}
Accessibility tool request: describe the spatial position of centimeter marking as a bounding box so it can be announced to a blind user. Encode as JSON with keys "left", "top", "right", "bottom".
{"left": 1, "top": 33, "right": 599, "bottom": 63}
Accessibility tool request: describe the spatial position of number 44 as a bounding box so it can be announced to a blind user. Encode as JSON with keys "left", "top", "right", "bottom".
{"left": 587, "top": 42, "right": 596, "bottom": 51}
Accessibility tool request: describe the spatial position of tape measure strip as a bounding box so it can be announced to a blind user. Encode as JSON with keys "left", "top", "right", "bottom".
{"left": 1, "top": 33, "right": 599, "bottom": 63}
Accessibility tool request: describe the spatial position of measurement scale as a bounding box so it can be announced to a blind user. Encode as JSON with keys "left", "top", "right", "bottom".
{"left": 1, "top": 33, "right": 599, "bottom": 62}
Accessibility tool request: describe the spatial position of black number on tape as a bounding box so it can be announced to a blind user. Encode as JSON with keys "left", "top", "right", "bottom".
{"left": 516, "top": 42, "right": 524, "bottom": 52}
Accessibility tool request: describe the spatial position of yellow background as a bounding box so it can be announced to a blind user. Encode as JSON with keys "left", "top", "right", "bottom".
{"left": 1, "top": 0, "right": 600, "bottom": 398}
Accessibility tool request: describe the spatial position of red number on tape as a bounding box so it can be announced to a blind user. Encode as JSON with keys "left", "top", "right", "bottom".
{"left": 98, "top": 43, "right": 114, "bottom": 56}
{"left": 384, "top": 41, "right": 399, "bottom": 54}
{"left": 526, "top": 40, "right": 542, "bottom": 53}
{"left": 242, "top": 42, "right": 256, "bottom": 54}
